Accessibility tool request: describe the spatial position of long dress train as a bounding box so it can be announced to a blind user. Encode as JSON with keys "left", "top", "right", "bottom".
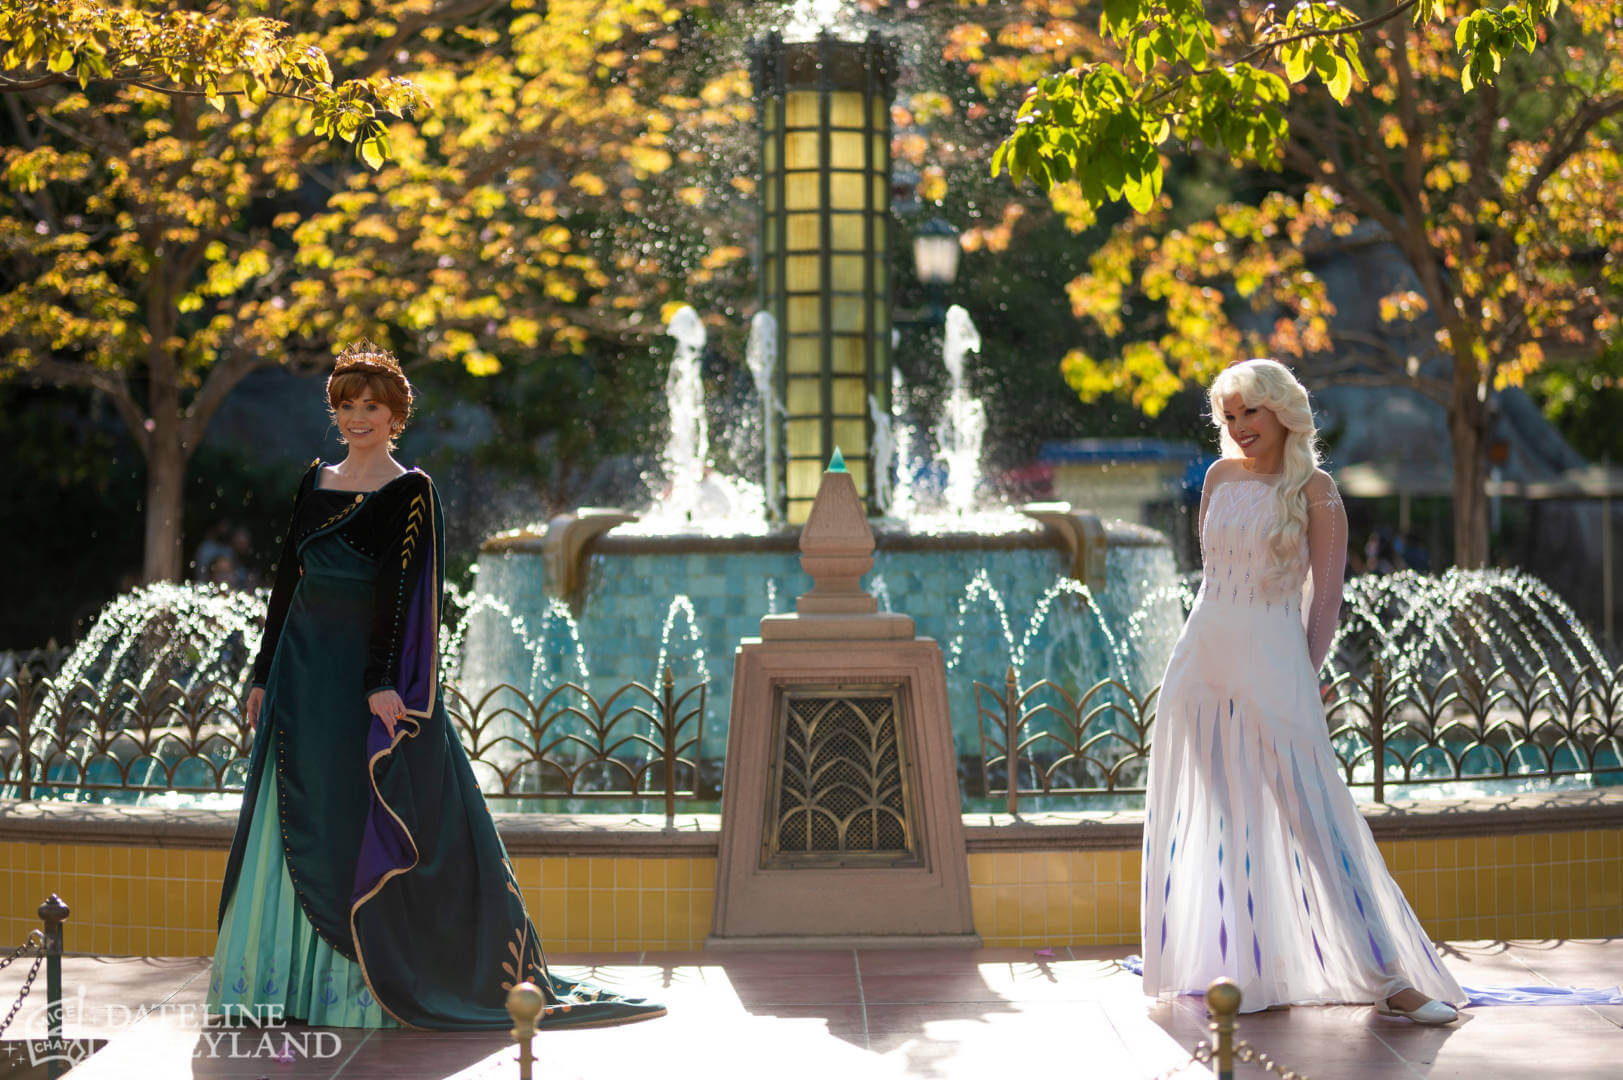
{"left": 207, "top": 463, "right": 663, "bottom": 1030}
{"left": 1141, "top": 470, "right": 1465, "bottom": 1012}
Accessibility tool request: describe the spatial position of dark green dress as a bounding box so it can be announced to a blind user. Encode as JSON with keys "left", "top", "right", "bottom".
{"left": 209, "top": 463, "right": 663, "bottom": 1030}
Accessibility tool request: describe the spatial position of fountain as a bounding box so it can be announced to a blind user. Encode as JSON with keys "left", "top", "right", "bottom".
{"left": 935, "top": 305, "right": 985, "bottom": 518}
{"left": 467, "top": 26, "right": 1181, "bottom": 776}
{"left": 660, "top": 306, "right": 709, "bottom": 525}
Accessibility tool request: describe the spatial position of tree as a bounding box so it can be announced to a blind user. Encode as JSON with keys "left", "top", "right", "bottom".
{"left": 0, "top": 0, "right": 436, "bottom": 582}
{"left": 0, "top": 0, "right": 753, "bottom": 582}
{"left": 0, "top": 0, "right": 426, "bottom": 166}
{"left": 984, "top": 0, "right": 1617, "bottom": 567}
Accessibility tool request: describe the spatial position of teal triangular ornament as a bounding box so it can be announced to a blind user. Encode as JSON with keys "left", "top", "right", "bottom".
{"left": 827, "top": 447, "right": 848, "bottom": 473}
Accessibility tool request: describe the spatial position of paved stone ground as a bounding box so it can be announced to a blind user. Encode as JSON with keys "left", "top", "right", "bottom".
{"left": 0, "top": 940, "right": 1618, "bottom": 1079}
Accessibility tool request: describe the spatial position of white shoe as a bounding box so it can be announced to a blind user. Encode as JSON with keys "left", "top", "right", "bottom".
{"left": 1375, "top": 995, "right": 1459, "bottom": 1025}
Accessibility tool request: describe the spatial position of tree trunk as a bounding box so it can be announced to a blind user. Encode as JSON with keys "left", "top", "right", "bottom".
{"left": 1448, "top": 363, "right": 1492, "bottom": 570}
{"left": 142, "top": 435, "right": 187, "bottom": 583}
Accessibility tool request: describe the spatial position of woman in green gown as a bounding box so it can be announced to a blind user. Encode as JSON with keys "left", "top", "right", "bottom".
{"left": 207, "top": 343, "right": 663, "bottom": 1030}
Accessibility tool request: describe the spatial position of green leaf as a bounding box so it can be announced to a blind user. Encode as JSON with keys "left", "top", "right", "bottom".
{"left": 1015, "top": 136, "right": 1042, "bottom": 187}
{"left": 1456, "top": 14, "right": 1479, "bottom": 51}
{"left": 1187, "top": 29, "right": 1208, "bottom": 69}
{"left": 1123, "top": 170, "right": 1154, "bottom": 213}
{"left": 1100, "top": 148, "right": 1127, "bottom": 195}
{"left": 1327, "top": 54, "right": 1352, "bottom": 103}
{"left": 1132, "top": 33, "right": 1155, "bottom": 74}
{"left": 1282, "top": 44, "right": 1309, "bottom": 84}
{"left": 991, "top": 140, "right": 1010, "bottom": 179}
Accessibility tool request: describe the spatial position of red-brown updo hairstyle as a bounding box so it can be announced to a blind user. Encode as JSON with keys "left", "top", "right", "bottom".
{"left": 327, "top": 340, "right": 415, "bottom": 448}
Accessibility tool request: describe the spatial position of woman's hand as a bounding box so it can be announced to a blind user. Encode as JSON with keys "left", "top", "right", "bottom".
{"left": 245, "top": 687, "right": 265, "bottom": 732}
{"left": 368, "top": 688, "right": 407, "bottom": 739}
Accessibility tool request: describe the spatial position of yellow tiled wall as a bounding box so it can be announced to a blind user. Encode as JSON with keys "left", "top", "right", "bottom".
{"left": 2, "top": 828, "right": 1617, "bottom": 954}
{"left": 1, "top": 843, "right": 717, "bottom": 956}
{"left": 510, "top": 856, "right": 716, "bottom": 953}
{"left": 2, "top": 842, "right": 225, "bottom": 957}
{"left": 968, "top": 850, "right": 1142, "bottom": 947}
{"left": 1379, "top": 831, "right": 1623, "bottom": 942}
{"left": 965, "top": 828, "right": 1623, "bottom": 947}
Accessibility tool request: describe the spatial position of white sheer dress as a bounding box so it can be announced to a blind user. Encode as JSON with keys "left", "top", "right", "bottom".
{"left": 1140, "top": 464, "right": 1464, "bottom": 1011}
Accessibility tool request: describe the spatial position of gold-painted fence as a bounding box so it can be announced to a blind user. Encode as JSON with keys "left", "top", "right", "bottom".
{"left": 0, "top": 668, "right": 706, "bottom": 819}
{"left": 976, "top": 661, "right": 1623, "bottom": 812}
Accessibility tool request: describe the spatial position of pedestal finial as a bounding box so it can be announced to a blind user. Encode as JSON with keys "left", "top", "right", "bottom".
{"left": 797, "top": 460, "right": 876, "bottom": 616}
{"left": 760, "top": 461, "right": 912, "bottom": 639}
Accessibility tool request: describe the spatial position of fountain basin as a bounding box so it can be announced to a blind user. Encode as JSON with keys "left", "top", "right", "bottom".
{"left": 464, "top": 515, "right": 1183, "bottom": 763}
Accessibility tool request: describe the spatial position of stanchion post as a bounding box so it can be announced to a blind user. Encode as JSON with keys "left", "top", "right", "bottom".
{"left": 505, "top": 981, "right": 544, "bottom": 1080}
{"left": 38, "top": 894, "right": 69, "bottom": 1080}
{"left": 38, "top": 895, "right": 67, "bottom": 1051}
{"left": 1206, "top": 977, "right": 1241, "bottom": 1080}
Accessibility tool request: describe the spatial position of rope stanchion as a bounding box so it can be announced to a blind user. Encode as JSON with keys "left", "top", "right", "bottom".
{"left": 0, "top": 929, "right": 45, "bottom": 1039}
{"left": 1141, "top": 979, "right": 1315, "bottom": 1080}
{"left": 39, "top": 894, "right": 69, "bottom": 1059}
{"left": 1207, "top": 978, "right": 1241, "bottom": 1079}
{"left": 505, "top": 981, "right": 544, "bottom": 1080}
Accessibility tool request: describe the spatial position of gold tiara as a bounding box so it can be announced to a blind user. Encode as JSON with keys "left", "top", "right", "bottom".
{"left": 332, "top": 341, "right": 408, "bottom": 385}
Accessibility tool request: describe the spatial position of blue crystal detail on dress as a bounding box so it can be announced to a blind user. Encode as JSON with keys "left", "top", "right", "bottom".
{"left": 358, "top": 988, "right": 375, "bottom": 1009}
{"left": 1368, "top": 931, "right": 1388, "bottom": 972}
{"left": 232, "top": 962, "right": 248, "bottom": 995}
{"left": 320, "top": 973, "right": 339, "bottom": 1006}
{"left": 1294, "top": 851, "right": 1312, "bottom": 916}
{"left": 261, "top": 959, "right": 280, "bottom": 996}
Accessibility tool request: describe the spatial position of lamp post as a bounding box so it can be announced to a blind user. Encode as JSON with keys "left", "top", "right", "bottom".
{"left": 911, "top": 216, "right": 960, "bottom": 324}
{"left": 752, "top": 30, "right": 898, "bottom": 526}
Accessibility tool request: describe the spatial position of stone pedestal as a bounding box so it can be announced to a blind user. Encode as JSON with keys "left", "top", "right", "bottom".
{"left": 707, "top": 461, "right": 977, "bottom": 947}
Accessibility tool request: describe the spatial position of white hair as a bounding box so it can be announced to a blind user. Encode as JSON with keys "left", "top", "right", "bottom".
{"left": 1209, "top": 358, "right": 1322, "bottom": 595}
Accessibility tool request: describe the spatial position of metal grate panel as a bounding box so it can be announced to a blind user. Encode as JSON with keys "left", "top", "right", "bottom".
{"left": 762, "top": 683, "right": 920, "bottom": 868}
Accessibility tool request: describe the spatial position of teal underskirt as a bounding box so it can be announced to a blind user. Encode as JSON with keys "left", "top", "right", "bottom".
{"left": 206, "top": 770, "right": 400, "bottom": 1028}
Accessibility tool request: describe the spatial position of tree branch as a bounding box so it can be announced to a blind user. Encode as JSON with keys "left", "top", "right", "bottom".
{"left": 1279, "top": 133, "right": 1405, "bottom": 240}
{"left": 1390, "top": 18, "right": 1427, "bottom": 214}
{"left": 1141, "top": 0, "right": 1422, "bottom": 108}
{"left": 1462, "top": 81, "right": 1500, "bottom": 269}
{"left": 1349, "top": 90, "right": 1406, "bottom": 206}
{"left": 0, "top": 73, "right": 77, "bottom": 93}
{"left": 181, "top": 347, "right": 277, "bottom": 447}
{"left": 20, "top": 358, "right": 152, "bottom": 457}
{"left": 1233, "top": 0, "right": 1420, "bottom": 66}
{"left": 1516, "top": 93, "right": 1623, "bottom": 215}
{"left": 345, "top": 0, "right": 507, "bottom": 79}
{"left": 1307, "top": 364, "right": 1452, "bottom": 406}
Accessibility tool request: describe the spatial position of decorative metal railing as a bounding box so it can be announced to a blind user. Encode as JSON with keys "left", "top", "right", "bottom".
{"left": 976, "top": 661, "right": 1623, "bottom": 811}
{"left": 0, "top": 668, "right": 705, "bottom": 821}
{"left": 12, "top": 650, "right": 1622, "bottom": 818}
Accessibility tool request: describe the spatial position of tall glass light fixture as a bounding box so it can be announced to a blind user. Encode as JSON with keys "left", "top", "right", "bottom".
{"left": 752, "top": 30, "right": 897, "bottom": 525}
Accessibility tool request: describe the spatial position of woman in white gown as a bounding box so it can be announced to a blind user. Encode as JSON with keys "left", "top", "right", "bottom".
{"left": 1141, "top": 359, "right": 1464, "bottom": 1023}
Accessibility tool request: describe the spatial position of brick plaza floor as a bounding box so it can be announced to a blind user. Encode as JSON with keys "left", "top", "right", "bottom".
{"left": 1, "top": 939, "right": 1618, "bottom": 1079}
